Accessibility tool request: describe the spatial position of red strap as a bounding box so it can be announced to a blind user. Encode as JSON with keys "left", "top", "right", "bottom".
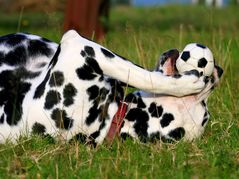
{"left": 106, "top": 102, "right": 128, "bottom": 143}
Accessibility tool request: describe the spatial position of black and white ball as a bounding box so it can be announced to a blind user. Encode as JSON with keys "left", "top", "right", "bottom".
{"left": 176, "top": 43, "right": 214, "bottom": 76}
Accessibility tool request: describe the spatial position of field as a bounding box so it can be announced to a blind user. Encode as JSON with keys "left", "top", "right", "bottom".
{"left": 0, "top": 5, "right": 239, "bottom": 178}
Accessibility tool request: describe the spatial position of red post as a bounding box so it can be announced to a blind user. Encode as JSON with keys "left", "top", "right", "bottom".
{"left": 64, "top": 0, "right": 109, "bottom": 41}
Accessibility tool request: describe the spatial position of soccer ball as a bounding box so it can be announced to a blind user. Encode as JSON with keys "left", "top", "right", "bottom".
{"left": 176, "top": 43, "right": 214, "bottom": 76}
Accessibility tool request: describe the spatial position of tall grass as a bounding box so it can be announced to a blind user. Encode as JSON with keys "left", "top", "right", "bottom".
{"left": 0, "top": 5, "right": 238, "bottom": 178}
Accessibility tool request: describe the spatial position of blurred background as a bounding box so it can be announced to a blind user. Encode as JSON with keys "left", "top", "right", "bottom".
{"left": 0, "top": 0, "right": 238, "bottom": 40}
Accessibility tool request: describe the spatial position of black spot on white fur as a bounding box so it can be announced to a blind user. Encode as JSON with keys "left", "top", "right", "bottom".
{"left": 173, "top": 74, "right": 182, "bottom": 79}
{"left": 120, "top": 132, "right": 133, "bottom": 140}
{"left": 71, "top": 132, "right": 97, "bottom": 147}
{"left": 85, "top": 103, "right": 101, "bottom": 125}
{"left": 0, "top": 70, "right": 31, "bottom": 125}
{"left": 33, "top": 70, "right": 51, "bottom": 99}
{"left": 125, "top": 108, "right": 149, "bottom": 142}
{"left": 1, "top": 38, "right": 53, "bottom": 67}
{"left": 89, "top": 131, "right": 100, "bottom": 140}
{"left": 84, "top": 46, "right": 95, "bottom": 57}
{"left": 125, "top": 108, "right": 141, "bottom": 122}
{"left": 160, "top": 113, "right": 174, "bottom": 128}
{"left": 201, "top": 100, "right": 206, "bottom": 107}
{"left": 0, "top": 67, "right": 40, "bottom": 81}
{"left": 137, "top": 97, "right": 146, "bottom": 109}
{"left": 148, "top": 132, "right": 162, "bottom": 142}
{"left": 63, "top": 83, "right": 77, "bottom": 106}
{"left": 0, "top": 33, "right": 26, "bottom": 46}
{"left": 4, "top": 46, "right": 27, "bottom": 66}
{"left": 51, "top": 108, "right": 73, "bottom": 129}
{"left": 40, "top": 37, "right": 52, "bottom": 43}
{"left": 28, "top": 40, "right": 54, "bottom": 57}
{"left": 76, "top": 63, "right": 97, "bottom": 80}
{"left": 99, "top": 87, "right": 109, "bottom": 101}
{"left": 71, "top": 133, "right": 87, "bottom": 143}
{"left": 44, "top": 90, "right": 61, "bottom": 110}
{"left": 0, "top": 114, "right": 4, "bottom": 124}
{"left": 106, "top": 78, "right": 124, "bottom": 104}
{"left": 124, "top": 93, "right": 146, "bottom": 108}
{"left": 49, "top": 45, "right": 61, "bottom": 68}
{"left": 0, "top": 52, "right": 4, "bottom": 65}
{"left": 87, "top": 85, "right": 99, "bottom": 100}
{"left": 32, "top": 122, "right": 46, "bottom": 135}
{"left": 86, "top": 57, "right": 103, "bottom": 75}
{"left": 215, "top": 65, "right": 223, "bottom": 78}
{"left": 168, "top": 127, "right": 185, "bottom": 140}
{"left": 148, "top": 102, "right": 163, "bottom": 118}
{"left": 133, "top": 110, "right": 149, "bottom": 142}
{"left": 49, "top": 71, "right": 65, "bottom": 87}
{"left": 85, "top": 86, "right": 109, "bottom": 126}
{"left": 76, "top": 57, "right": 103, "bottom": 80}
{"left": 184, "top": 69, "right": 200, "bottom": 77}
{"left": 101, "top": 48, "right": 115, "bottom": 58}
{"left": 201, "top": 111, "right": 209, "bottom": 126}
{"left": 15, "top": 67, "right": 41, "bottom": 79}
{"left": 125, "top": 93, "right": 138, "bottom": 104}
{"left": 80, "top": 50, "right": 86, "bottom": 57}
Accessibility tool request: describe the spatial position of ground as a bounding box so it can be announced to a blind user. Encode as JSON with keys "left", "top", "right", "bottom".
{"left": 0, "top": 5, "right": 238, "bottom": 178}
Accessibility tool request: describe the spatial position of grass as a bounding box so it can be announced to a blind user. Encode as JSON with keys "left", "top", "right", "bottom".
{"left": 0, "top": 4, "right": 239, "bottom": 178}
